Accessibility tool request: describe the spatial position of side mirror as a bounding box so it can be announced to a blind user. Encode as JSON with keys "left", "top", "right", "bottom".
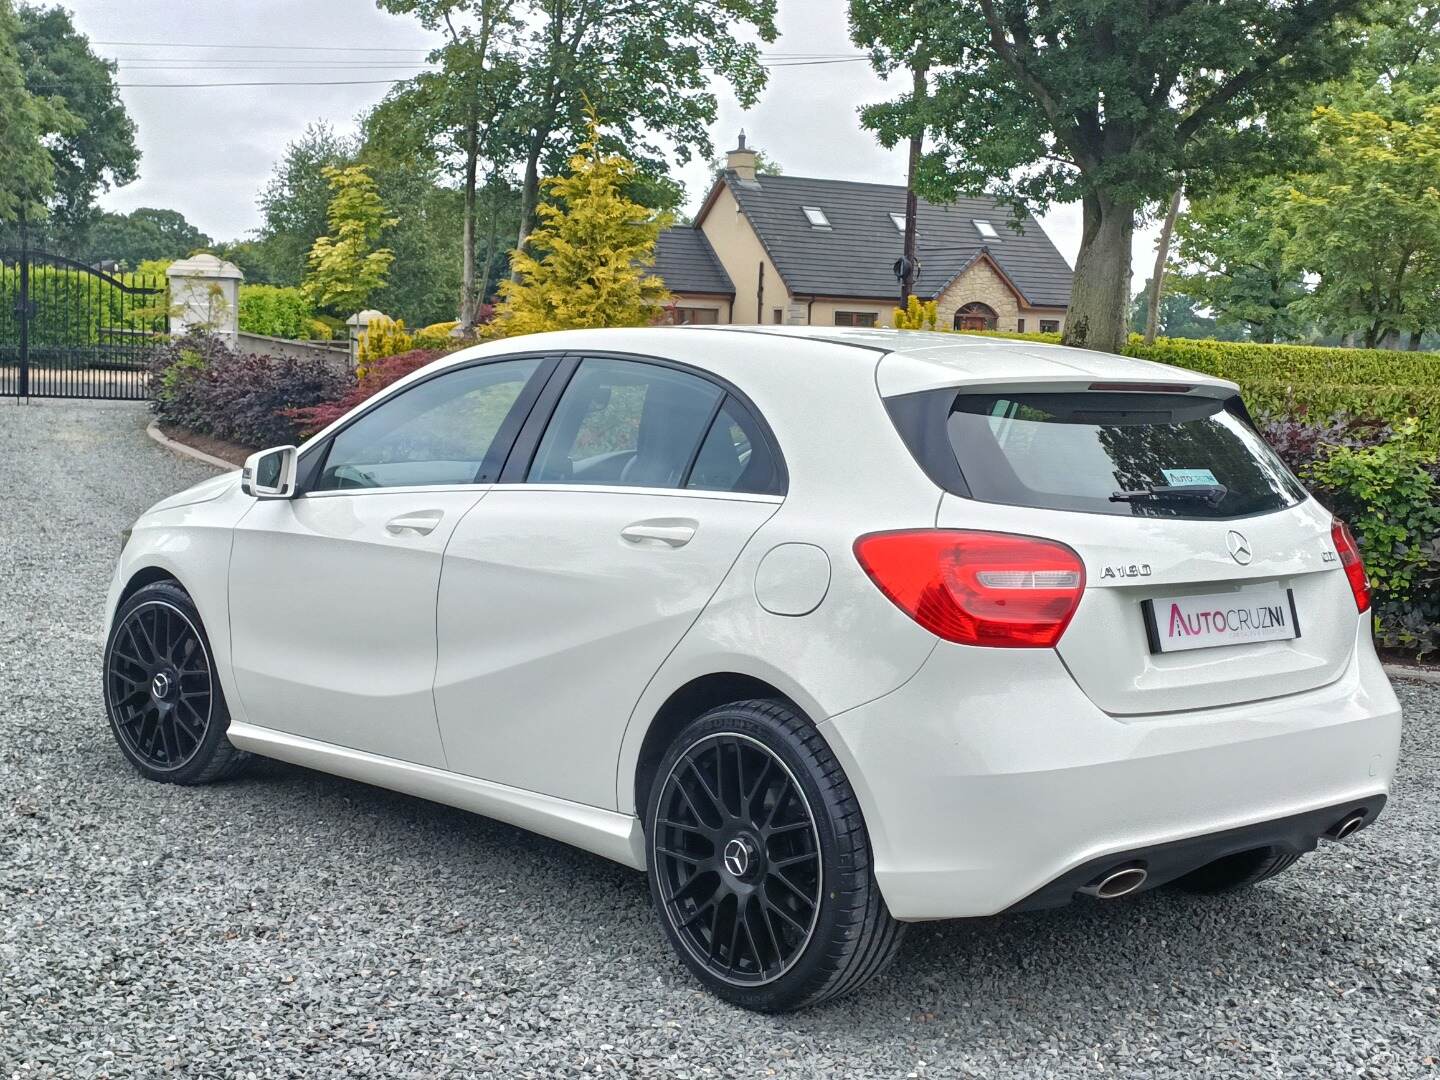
{"left": 241, "top": 445, "right": 298, "bottom": 499}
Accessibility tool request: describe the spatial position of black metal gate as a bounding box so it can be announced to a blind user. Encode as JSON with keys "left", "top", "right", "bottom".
{"left": 1, "top": 229, "right": 168, "bottom": 400}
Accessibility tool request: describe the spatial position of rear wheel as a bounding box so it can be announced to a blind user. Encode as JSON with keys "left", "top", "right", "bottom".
{"left": 645, "top": 699, "right": 904, "bottom": 1011}
{"left": 103, "top": 580, "right": 250, "bottom": 785}
{"left": 1168, "top": 847, "right": 1302, "bottom": 895}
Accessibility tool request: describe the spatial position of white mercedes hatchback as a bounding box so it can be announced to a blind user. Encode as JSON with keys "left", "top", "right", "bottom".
{"left": 105, "top": 327, "right": 1402, "bottom": 1011}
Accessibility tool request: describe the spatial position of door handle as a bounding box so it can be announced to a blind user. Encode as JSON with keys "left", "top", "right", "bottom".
{"left": 386, "top": 510, "right": 444, "bottom": 536}
{"left": 620, "top": 520, "right": 697, "bottom": 548}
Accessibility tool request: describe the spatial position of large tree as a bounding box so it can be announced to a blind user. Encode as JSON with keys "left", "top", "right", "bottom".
{"left": 0, "top": 0, "right": 67, "bottom": 224}
{"left": 1126, "top": 282, "right": 1246, "bottom": 341}
{"left": 359, "top": 108, "right": 483, "bottom": 328}
{"left": 13, "top": 3, "right": 138, "bottom": 243}
{"left": 257, "top": 123, "right": 357, "bottom": 286}
{"left": 80, "top": 207, "right": 211, "bottom": 268}
{"left": 855, "top": 0, "right": 1374, "bottom": 352}
{"left": 375, "top": 0, "right": 522, "bottom": 331}
{"left": 504, "top": 0, "right": 777, "bottom": 260}
{"left": 1173, "top": 179, "right": 1311, "bottom": 343}
{"left": 1287, "top": 83, "right": 1440, "bottom": 348}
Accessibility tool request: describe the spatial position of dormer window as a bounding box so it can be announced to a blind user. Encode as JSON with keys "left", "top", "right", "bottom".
{"left": 889, "top": 212, "right": 906, "bottom": 232}
{"left": 973, "top": 219, "right": 1000, "bottom": 240}
{"left": 802, "top": 206, "right": 831, "bottom": 229}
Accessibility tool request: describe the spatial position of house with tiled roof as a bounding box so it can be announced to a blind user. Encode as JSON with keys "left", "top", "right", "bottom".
{"left": 653, "top": 135, "right": 1073, "bottom": 331}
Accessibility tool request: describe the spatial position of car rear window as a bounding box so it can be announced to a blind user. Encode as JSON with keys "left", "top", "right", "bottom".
{"left": 917, "top": 391, "right": 1305, "bottom": 519}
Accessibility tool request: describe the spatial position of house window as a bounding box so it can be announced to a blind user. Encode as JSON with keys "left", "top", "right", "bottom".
{"left": 953, "top": 302, "right": 998, "bottom": 331}
{"left": 973, "top": 219, "right": 1000, "bottom": 240}
{"left": 1016, "top": 318, "right": 1026, "bottom": 333}
{"left": 669, "top": 307, "right": 719, "bottom": 325}
{"left": 772, "top": 308, "right": 783, "bottom": 324}
{"left": 834, "top": 311, "right": 878, "bottom": 328}
{"left": 1039, "top": 319, "right": 1060, "bottom": 334}
{"left": 801, "top": 206, "right": 831, "bottom": 229}
{"left": 889, "top": 212, "right": 907, "bottom": 232}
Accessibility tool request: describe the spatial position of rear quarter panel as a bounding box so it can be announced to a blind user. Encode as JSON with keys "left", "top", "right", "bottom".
{"left": 612, "top": 335, "right": 947, "bottom": 814}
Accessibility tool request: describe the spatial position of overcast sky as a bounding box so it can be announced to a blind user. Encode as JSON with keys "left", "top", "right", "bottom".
{"left": 68, "top": 0, "right": 1161, "bottom": 286}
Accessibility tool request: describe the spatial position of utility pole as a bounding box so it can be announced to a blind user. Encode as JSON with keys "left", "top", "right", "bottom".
{"left": 899, "top": 57, "right": 929, "bottom": 310}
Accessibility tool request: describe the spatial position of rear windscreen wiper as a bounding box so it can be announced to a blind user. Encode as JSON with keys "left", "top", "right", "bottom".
{"left": 1110, "top": 484, "right": 1228, "bottom": 507}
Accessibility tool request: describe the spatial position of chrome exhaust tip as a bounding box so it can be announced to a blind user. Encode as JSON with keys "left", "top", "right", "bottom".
{"left": 1326, "top": 811, "right": 1367, "bottom": 842}
{"left": 1079, "top": 866, "right": 1149, "bottom": 899}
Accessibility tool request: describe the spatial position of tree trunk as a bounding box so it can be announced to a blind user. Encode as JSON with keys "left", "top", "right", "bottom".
{"left": 514, "top": 136, "right": 543, "bottom": 272}
{"left": 1143, "top": 186, "right": 1182, "bottom": 345}
{"left": 1062, "top": 190, "right": 1136, "bottom": 353}
{"left": 477, "top": 181, "right": 500, "bottom": 316}
{"left": 1408, "top": 329, "right": 1422, "bottom": 351}
{"left": 458, "top": 110, "right": 480, "bottom": 332}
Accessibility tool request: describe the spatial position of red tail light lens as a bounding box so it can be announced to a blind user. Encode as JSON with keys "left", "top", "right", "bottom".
{"left": 854, "top": 530, "right": 1086, "bottom": 648}
{"left": 1331, "top": 519, "right": 1371, "bottom": 613}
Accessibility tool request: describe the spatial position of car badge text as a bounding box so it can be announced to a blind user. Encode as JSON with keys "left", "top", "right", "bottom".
{"left": 1101, "top": 563, "right": 1152, "bottom": 580}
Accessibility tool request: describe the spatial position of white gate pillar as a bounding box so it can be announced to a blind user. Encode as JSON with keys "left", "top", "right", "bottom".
{"left": 167, "top": 254, "right": 244, "bottom": 345}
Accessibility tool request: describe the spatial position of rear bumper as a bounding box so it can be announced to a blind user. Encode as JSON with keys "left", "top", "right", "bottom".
{"left": 820, "top": 619, "right": 1402, "bottom": 921}
{"left": 1005, "top": 794, "right": 1385, "bottom": 911}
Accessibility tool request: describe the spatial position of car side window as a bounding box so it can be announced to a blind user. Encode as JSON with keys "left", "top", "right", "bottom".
{"left": 527, "top": 358, "right": 722, "bottom": 488}
{"left": 686, "top": 396, "right": 781, "bottom": 495}
{"left": 315, "top": 358, "right": 542, "bottom": 491}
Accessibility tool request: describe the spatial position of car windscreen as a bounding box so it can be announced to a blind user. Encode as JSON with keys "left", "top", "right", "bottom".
{"left": 943, "top": 391, "right": 1306, "bottom": 519}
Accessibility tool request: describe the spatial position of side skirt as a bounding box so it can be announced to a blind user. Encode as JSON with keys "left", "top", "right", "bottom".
{"left": 226, "top": 722, "right": 648, "bottom": 870}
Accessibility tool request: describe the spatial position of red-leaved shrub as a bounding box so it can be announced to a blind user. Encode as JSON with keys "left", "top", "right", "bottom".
{"left": 286, "top": 348, "right": 448, "bottom": 437}
{"left": 150, "top": 334, "right": 352, "bottom": 448}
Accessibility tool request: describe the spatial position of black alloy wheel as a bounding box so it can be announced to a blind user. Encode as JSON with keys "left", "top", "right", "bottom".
{"left": 652, "top": 732, "right": 823, "bottom": 986}
{"left": 646, "top": 700, "right": 905, "bottom": 1011}
{"left": 103, "top": 580, "right": 250, "bottom": 784}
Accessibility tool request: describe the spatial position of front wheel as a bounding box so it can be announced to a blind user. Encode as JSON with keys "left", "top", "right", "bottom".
{"left": 103, "top": 580, "right": 251, "bottom": 785}
{"left": 645, "top": 699, "right": 905, "bottom": 1011}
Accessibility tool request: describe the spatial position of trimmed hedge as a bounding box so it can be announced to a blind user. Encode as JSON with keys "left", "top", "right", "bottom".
{"left": 0, "top": 265, "right": 166, "bottom": 348}
{"left": 961, "top": 331, "right": 1440, "bottom": 440}
{"left": 237, "top": 284, "right": 331, "bottom": 341}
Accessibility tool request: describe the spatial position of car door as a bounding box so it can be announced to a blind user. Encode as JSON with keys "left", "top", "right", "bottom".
{"left": 228, "top": 355, "right": 552, "bottom": 767}
{"left": 434, "top": 355, "right": 786, "bottom": 808}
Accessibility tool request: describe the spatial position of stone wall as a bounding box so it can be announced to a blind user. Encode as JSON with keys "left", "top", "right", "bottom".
{"left": 236, "top": 331, "right": 351, "bottom": 372}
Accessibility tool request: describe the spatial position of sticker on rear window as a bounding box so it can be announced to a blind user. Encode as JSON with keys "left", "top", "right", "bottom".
{"left": 1162, "top": 468, "right": 1218, "bottom": 487}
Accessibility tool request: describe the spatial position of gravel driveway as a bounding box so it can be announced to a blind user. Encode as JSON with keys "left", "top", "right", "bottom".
{"left": 3, "top": 400, "right": 1438, "bottom": 1079}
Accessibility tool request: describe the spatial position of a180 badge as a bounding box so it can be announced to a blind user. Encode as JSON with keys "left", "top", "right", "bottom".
{"left": 1100, "top": 563, "right": 1152, "bottom": 580}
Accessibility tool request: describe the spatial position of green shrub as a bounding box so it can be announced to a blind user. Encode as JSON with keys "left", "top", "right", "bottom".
{"left": 238, "top": 284, "right": 330, "bottom": 340}
{"left": 1305, "top": 423, "right": 1440, "bottom": 658}
{"left": 356, "top": 315, "right": 415, "bottom": 369}
{"left": 413, "top": 320, "right": 460, "bottom": 349}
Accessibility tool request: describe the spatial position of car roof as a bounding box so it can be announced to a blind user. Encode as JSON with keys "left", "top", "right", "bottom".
{"left": 445, "top": 325, "right": 1235, "bottom": 400}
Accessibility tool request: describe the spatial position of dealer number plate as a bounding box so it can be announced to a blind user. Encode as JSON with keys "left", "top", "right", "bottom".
{"left": 1142, "top": 583, "right": 1300, "bottom": 654}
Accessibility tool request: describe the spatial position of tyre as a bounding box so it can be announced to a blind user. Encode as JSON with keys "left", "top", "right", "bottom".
{"left": 102, "top": 580, "right": 251, "bottom": 785}
{"left": 1168, "top": 847, "right": 1302, "bottom": 895}
{"left": 644, "top": 699, "right": 905, "bottom": 1011}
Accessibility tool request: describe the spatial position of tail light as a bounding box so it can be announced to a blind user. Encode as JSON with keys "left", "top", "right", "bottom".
{"left": 1331, "top": 519, "right": 1371, "bottom": 613}
{"left": 853, "top": 530, "right": 1085, "bottom": 648}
